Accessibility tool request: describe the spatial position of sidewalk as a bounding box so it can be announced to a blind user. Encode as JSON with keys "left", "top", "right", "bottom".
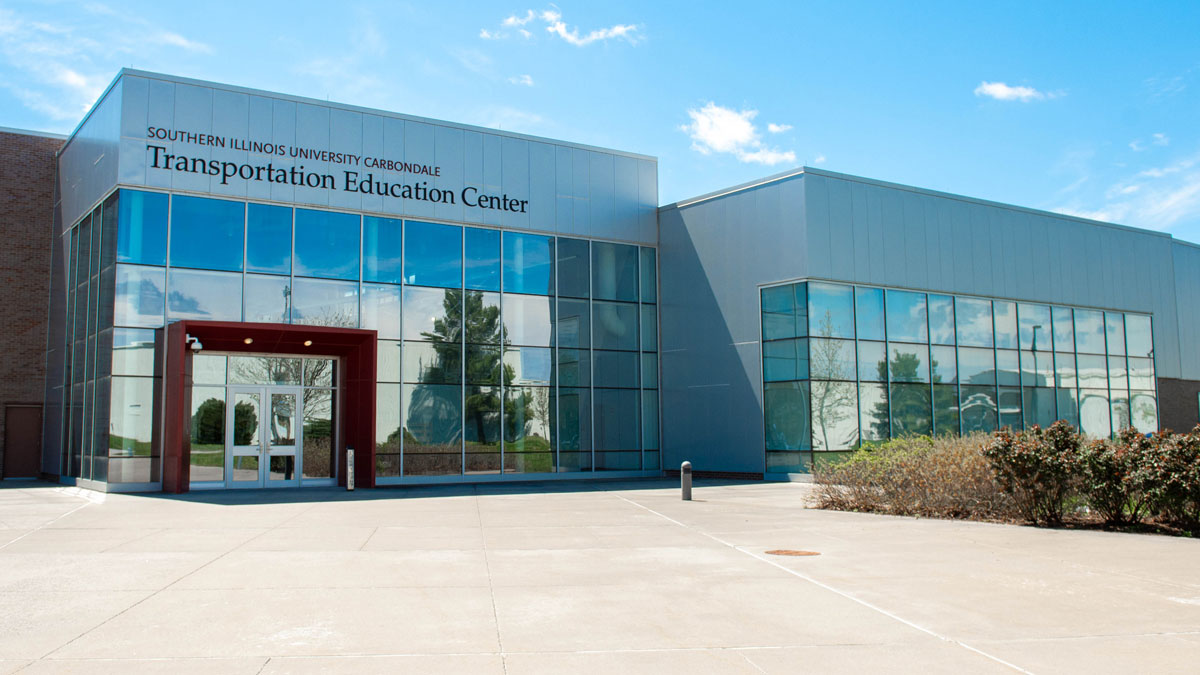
{"left": 1, "top": 478, "right": 1197, "bottom": 673}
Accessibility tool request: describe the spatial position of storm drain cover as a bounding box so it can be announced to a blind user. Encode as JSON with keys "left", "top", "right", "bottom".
{"left": 765, "top": 549, "right": 820, "bottom": 557}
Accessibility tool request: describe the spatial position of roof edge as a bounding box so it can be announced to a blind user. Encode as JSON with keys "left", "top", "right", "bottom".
{"left": 0, "top": 125, "right": 67, "bottom": 141}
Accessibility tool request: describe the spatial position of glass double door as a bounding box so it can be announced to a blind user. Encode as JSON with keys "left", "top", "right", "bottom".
{"left": 225, "top": 385, "right": 303, "bottom": 488}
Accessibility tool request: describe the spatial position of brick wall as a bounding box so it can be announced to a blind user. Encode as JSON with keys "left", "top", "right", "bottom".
{"left": 0, "top": 129, "right": 61, "bottom": 475}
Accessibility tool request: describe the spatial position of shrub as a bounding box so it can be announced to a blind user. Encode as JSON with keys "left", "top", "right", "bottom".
{"left": 983, "top": 421, "right": 1081, "bottom": 525}
{"left": 1078, "top": 428, "right": 1152, "bottom": 525}
{"left": 1137, "top": 428, "right": 1200, "bottom": 530}
{"left": 814, "top": 434, "right": 1017, "bottom": 519}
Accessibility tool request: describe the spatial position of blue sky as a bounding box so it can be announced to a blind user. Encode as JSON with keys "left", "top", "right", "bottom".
{"left": 2, "top": 1, "right": 1199, "bottom": 242}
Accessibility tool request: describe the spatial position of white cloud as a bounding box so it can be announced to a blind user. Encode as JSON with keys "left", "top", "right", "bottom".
{"left": 974, "top": 81, "right": 1055, "bottom": 102}
{"left": 481, "top": 8, "right": 639, "bottom": 46}
{"left": 1055, "top": 152, "right": 1200, "bottom": 232}
{"left": 767, "top": 123, "right": 792, "bottom": 134}
{"left": 508, "top": 74, "right": 534, "bottom": 86}
{"left": 151, "top": 31, "right": 211, "bottom": 53}
{"left": 1153, "top": 133, "right": 1170, "bottom": 146}
{"left": 813, "top": 155, "right": 827, "bottom": 165}
{"left": 680, "top": 102, "right": 797, "bottom": 166}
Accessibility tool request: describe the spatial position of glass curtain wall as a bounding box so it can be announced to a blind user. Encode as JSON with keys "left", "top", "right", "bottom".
{"left": 92, "top": 188, "right": 658, "bottom": 484}
{"left": 762, "top": 280, "right": 1157, "bottom": 474}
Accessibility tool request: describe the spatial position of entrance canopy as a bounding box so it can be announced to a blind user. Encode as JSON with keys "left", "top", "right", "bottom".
{"left": 161, "top": 321, "right": 377, "bottom": 493}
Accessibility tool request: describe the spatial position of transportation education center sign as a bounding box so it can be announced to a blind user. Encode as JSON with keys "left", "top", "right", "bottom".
{"left": 145, "top": 126, "right": 529, "bottom": 213}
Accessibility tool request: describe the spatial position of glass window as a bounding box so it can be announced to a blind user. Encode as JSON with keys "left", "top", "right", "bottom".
{"left": 931, "top": 345, "right": 957, "bottom": 384}
{"left": 464, "top": 291, "right": 501, "bottom": 345}
{"left": 504, "top": 232, "right": 554, "bottom": 295}
{"left": 890, "top": 383, "right": 932, "bottom": 437}
{"left": 641, "top": 353, "right": 658, "bottom": 389}
{"left": 1079, "top": 389, "right": 1111, "bottom": 438}
{"left": 169, "top": 195, "right": 244, "bottom": 272}
{"left": 998, "top": 386, "right": 1022, "bottom": 430}
{"left": 888, "top": 343, "right": 929, "bottom": 383}
{"left": 1128, "top": 357, "right": 1155, "bottom": 390}
{"left": 961, "top": 385, "right": 997, "bottom": 433}
{"left": 593, "top": 301, "right": 637, "bottom": 351}
{"left": 1110, "top": 395, "right": 1131, "bottom": 433}
{"left": 642, "top": 390, "right": 659, "bottom": 452}
{"left": 167, "top": 269, "right": 242, "bottom": 321}
{"left": 1020, "top": 350, "right": 1054, "bottom": 387}
{"left": 403, "top": 286, "right": 460, "bottom": 342}
{"left": 292, "top": 278, "right": 358, "bottom": 328}
{"left": 928, "top": 294, "right": 955, "bottom": 345}
{"left": 117, "top": 189, "right": 168, "bottom": 265}
{"left": 1024, "top": 387, "right": 1057, "bottom": 429}
{"left": 557, "top": 298, "right": 591, "bottom": 349}
{"left": 504, "top": 346, "right": 553, "bottom": 385}
{"left": 193, "top": 354, "right": 227, "bottom": 385}
{"left": 764, "top": 339, "right": 808, "bottom": 382}
{"left": 811, "top": 380, "right": 858, "bottom": 450}
{"left": 465, "top": 385, "right": 501, "bottom": 470}
{"left": 1131, "top": 392, "right": 1157, "bottom": 434}
{"left": 189, "top": 385, "right": 225, "bottom": 483}
{"left": 243, "top": 274, "right": 291, "bottom": 324}
{"left": 466, "top": 344, "right": 502, "bottom": 385}
{"left": 304, "top": 359, "right": 335, "bottom": 386}
{"left": 933, "top": 384, "right": 959, "bottom": 436}
{"left": 1108, "top": 356, "right": 1129, "bottom": 393}
{"left": 228, "top": 356, "right": 301, "bottom": 385}
{"left": 109, "top": 376, "right": 155, "bottom": 458}
{"left": 558, "top": 348, "right": 590, "bottom": 387}
{"left": 1056, "top": 388, "right": 1080, "bottom": 428}
{"left": 859, "top": 382, "right": 888, "bottom": 442}
{"left": 1126, "top": 314, "right": 1153, "bottom": 359}
{"left": 1105, "top": 312, "right": 1126, "bottom": 356}
{"left": 504, "top": 294, "right": 554, "bottom": 347}
{"left": 378, "top": 341, "right": 401, "bottom": 383}
{"left": 405, "top": 220, "right": 462, "bottom": 288}
{"left": 246, "top": 203, "right": 292, "bottom": 274}
{"left": 640, "top": 247, "right": 657, "bottom": 303}
{"left": 375, "top": 383, "right": 401, "bottom": 475}
{"left": 363, "top": 216, "right": 403, "bottom": 284}
{"left": 593, "top": 350, "right": 639, "bottom": 388}
{"left": 1018, "top": 304, "right": 1052, "bottom": 351}
{"left": 857, "top": 341, "right": 887, "bottom": 382}
{"left": 766, "top": 451, "right": 808, "bottom": 474}
{"left": 557, "top": 238, "right": 590, "bottom": 299}
{"left": 294, "top": 209, "right": 360, "bottom": 280}
{"left": 765, "top": 381, "right": 810, "bottom": 451}
{"left": 855, "top": 287, "right": 885, "bottom": 341}
{"left": 996, "top": 350, "right": 1020, "bottom": 386}
{"left": 993, "top": 301, "right": 1017, "bottom": 349}
{"left": 1055, "top": 352, "right": 1077, "bottom": 388}
{"left": 558, "top": 387, "right": 592, "bottom": 452}
{"left": 1075, "top": 309, "right": 1105, "bottom": 354}
{"left": 464, "top": 227, "right": 500, "bottom": 291}
{"left": 808, "top": 282, "right": 854, "bottom": 339}
{"left": 361, "top": 283, "right": 402, "bottom": 339}
{"left": 504, "top": 386, "right": 554, "bottom": 454}
{"left": 956, "top": 297, "right": 993, "bottom": 347}
{"left": 810, "top": 338, "right": 856, "bottom": 380}
{"left": 762, "top": 284, "right": 807, "bottom": 341}
{"left": 402, "top": 383, "right": 463, "bottom": 475}
{"left": 114, "top": 264, "right": 165, "bottom": 328}
{"left": 403, "top": 341, "right": 461, "bottom": 384}
{"left": 112, "top": 328, "right": 156, "bottom": 376}
{"left": 1052, "top": 306, "right": 1075, "bottom": 353}
{"left": 640, "top": 305, "right": 657, "bottom": 351}
{"left": 302, "top": 390, "right": 335, "bottom": 479}
{"left": 594, "top": 388, "right": 639, "bottom": 451}
{"left": 592, "top": 241, "right": 638, "bottom": 301}
{"left": 1077, "top": 354, "right": 1108, "bottom": 389}
{"left": 886, "top": 290, "right": 928, "bottom": 343}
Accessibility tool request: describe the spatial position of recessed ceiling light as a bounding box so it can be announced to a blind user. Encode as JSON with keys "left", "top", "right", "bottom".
{"left": 303, "top": 340, "right": 313, "bottom": 347}
{"left": 243, "top": 338, "right": 253, "bottom": 344}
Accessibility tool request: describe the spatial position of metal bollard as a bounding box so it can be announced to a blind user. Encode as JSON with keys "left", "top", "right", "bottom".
{"left": 681, "top": 461, "right": 692, "bottom": 501}
{"left": 346, "top": 446, "right": 355, "bottom": 491}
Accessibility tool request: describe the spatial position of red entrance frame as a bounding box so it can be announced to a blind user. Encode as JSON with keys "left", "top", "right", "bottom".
{"left": 160, "top": 321, "right": 377, "bottom": 493}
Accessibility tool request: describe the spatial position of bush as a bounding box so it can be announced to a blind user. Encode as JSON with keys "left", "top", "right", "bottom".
{"left": 1078, "top": 429, "right": 1152, "bottom": 525}
{"left": 814, "top": 434, "right": 1017, "bottom": 520}
{"left": 1137, "top": 428, "right": 1200, "bottom": 530}
{"left": 983, "top": 421, "right": 1081, "bottom": 525}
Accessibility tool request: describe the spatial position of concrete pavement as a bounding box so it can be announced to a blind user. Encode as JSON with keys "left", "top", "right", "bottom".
{"left": 0, "top": 478, "right": 1197, "bottom": 673}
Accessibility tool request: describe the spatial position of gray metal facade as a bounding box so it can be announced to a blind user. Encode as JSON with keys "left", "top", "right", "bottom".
{"left": 659, "top": 168, "right": 1200, "bottom": 474}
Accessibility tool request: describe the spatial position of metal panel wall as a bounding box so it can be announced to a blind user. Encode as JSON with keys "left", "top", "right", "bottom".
{"left": 59, "top": 84, "right": 121, "bottom": 230}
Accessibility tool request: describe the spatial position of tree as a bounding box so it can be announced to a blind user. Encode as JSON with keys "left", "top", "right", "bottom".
{"left": 810, "top": 311, "right": 858, "bottom": 450}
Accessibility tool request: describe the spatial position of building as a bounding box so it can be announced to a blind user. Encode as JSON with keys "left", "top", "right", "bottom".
{"left": 0, "top": 69, "right": 1196, "bottom": 491}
